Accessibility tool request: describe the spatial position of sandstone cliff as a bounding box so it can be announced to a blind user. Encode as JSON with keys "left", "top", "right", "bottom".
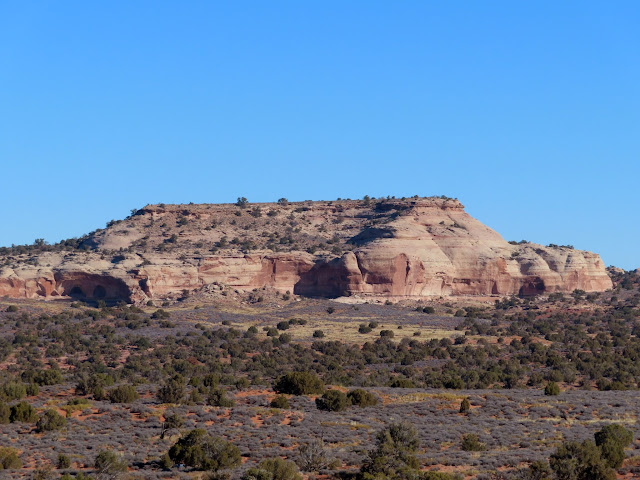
{"left": 0, "top": 198, "right": 612, "bottom": 303}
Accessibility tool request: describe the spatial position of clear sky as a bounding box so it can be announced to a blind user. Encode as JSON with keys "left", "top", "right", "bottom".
{"left": 1, "top": 2, "right": 638, "bottom": 269}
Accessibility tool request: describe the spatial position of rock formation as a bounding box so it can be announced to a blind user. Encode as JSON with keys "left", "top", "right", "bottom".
{"left": 0, "top": 198, "right": 612, "bottom": 303}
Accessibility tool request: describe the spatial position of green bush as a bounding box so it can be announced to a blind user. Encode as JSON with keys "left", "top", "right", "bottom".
{"left": 0, "top": 447, "right": 21, "bottom": 469}
{"left": 243, "top": 457, "right": 302, "bottom": 480}
{"left": 61, "top": 474, "right": 91, "bottom": 480}
{"left": 168, "top": 429, "right": 241, "bottom": 471}
{"left": 361, "top": 422, "right": 420, "bottom": 478}
{"left": 312, "top": 330, "right": 325, "bottom": 338}
{"left": 207, "top": 387, "right": 235, "bottom": 407}
{"left": 25, "top": 383, "right": 39, "bottom": 396}
{"left": 274, "top": 372, "right": 324, "bottom": 395}
{"left": 423, "top": 306, "right": 435, "bottom": 314}
{"left": 461, "top": 434, "right": 486, "bottom": 452}
{"left": 388, "top": 378, "right": 415, "bottom": 388}
{"left": 157, "top": 377, "right": 186, "bottom": 404}
{"left": 347, "top": 389, "right": 378, "bottom": 407}
{"left": 0, "top": 402, "right": 9, "bottom": 424}
{"left": 23, "top": 368, "right": 63, "bottom": 386}
{"left": 95, "top": 450, "right": 128, "bottom": 477}
{"left": 36, "top": 409, "right": 67, "bottom": 432}
{"left": 550, "top": 440, "right": 613, "bottom": 480}
{"left": 2, "top": 381, "right": 26, "bottom": 401}
{"left": 278, "top": 333, "right": 292, "bottom": 344}
{"left": 57, "top": 454, "right": 71, "bottom": 469}
{"left": 9, "top": 401, "right": 36, "bottom": 423}
{"left": 380, "top": 330, "right": 394, "bottom": 338}
{"left": 544, "top": 381, "right": 561, "bottom": 396}
{"left": 316, "top": 390, "right": 350, "bottom": 412}
{"left": 270, "top": 395, "right": 290, "bottom": 409}
{"left": 595, "top": 424, "right": 633, "bottom": 469}
{"left": 236, "top": 376, "right": 250, "bottom": 390}
{"left": 109, "top": 384, "right": 139, "bottom": 403}
{"left": 276, "top": 321, "right": 290, "bottom": 330}
{"left": 358, "top": 324, "right": 373, "bottom": 334}
{"left": 459, "top": 397, "right": 470, "bottom": 414}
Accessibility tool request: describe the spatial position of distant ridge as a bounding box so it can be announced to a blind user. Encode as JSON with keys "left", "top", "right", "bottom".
{"left": 0, "top": 197, "right": 612, "bottom": 303}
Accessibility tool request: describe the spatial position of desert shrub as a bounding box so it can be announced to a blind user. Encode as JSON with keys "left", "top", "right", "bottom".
{"left": 296, "top": 439, "right": 332, "bottom": 472}
{"left": 57, "top": 454, "right": 71, "bottom": 469}
{"left": 243, "top": 458, "right": 302, "bottom": 480}
{"left": 25, "top": 383, "right": 39, "bottom": 396}
{"left": 163, "top": 411, "right": 184, "bottom": 430}
{"left": 0, "top": 447, "right": 21, "bottom": 469}
{"left": 207, "top": 387, "right": 235, "bottom": 407}
{"left": 461, "top": 434, "right": 486, "bottom": 451}
{"left": 388, "top": 378, "right": 415, "bottom": 388}
{"left": 594, "top": 424, "right": 633, "bottom": 468}
{"left": 544, "top": 381, "right": 560, "bottom": 396}
{"left": 277, "top": 321, "right": 290, "bottom": 331}
{"left": 266, "top": 327, "right": 279, "bottom": 337}
{"left": 313, "top": 330, "right": 325, "bottom": 338}
{"left": 2, "top": 381, "right": 26, "bottom": 400}
{"left": 550, "top": 440, "right": 613, "bottom": 480}
{"left": 0, "top": 402, "right": 9, "bottom": 424}
{"left": 157, "top": 377, "right": 186, "bottom": 404}
{"left": 358, "top": 324, "right": 373, "bottom": 334}
{"left": 459, "top": 397, "right": 470, "bottom": 414}
{"left": 32, "top": 466, "right": 53, "bottom": 480}
{"left": 203, "top": 373, "right": 220, "bottom": 388}
{"left": 36, "top": 409, "right": 67, "bottom": 432}
{"left": 9, "top": 401, "right": 36, "bottom": 423}
{"left": 361, "top": 422, "right": 420, "bottom": 478}
{"left": 5, "top": 305, "right": 18, "bottom": 313}
{"left": 151, "top": 308, "right": 170, "bottom": 319}
{"left": 95, "top": 450, "right": 128, "bottom": 477}
{"left": 109, "top": 384, "right": 139, "bottom": 403}
{"left": 274, "top": 372, "right": 324, "bottom": 395}
{"left": 270, "top": 395, "right": 290, "bottom": 409}
{"left": 23, "top": 368, "right": 63, "bottom": 386}
{"left": 278, "top": 333, "right": 292, "bottom": 344}
{"left": 236, "top": 376, "right": 250, "bottom": 390}
{"left": 347, "top": 389, "right": 378, "bottom": 407}
{"left": 380, "top": 330, "right": 394, "bottom": 338}
{"left": 421, "top": 473, "right": 462, "bottom": 480}
{"left": 315, "top": 390, "right": 350, "bottom": 412}
{"left": 168, "top": 429, "right": 241, "bottom": 471}
{"left": 61, "top": 474, "right": 91, "bottom": 480}
{"left": 423, "top": 306, "right": 435, "bottom": 314}
{"left": 75, "top": 373, "right": 114, "bottom": 398}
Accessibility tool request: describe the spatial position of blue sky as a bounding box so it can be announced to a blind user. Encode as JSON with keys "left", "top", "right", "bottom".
{"left": 1, "top": 1, "right": 638, "bottom": 269}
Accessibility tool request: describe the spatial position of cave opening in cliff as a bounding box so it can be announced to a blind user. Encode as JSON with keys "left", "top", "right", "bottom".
{"left": 93, "top": 285, "right": 106, "bottom": 298}
{"left": 69, "top": 286, "right": 85, "bottom": 298}
{"left": 519, "top": 277, "right": 545, "bottom": 297}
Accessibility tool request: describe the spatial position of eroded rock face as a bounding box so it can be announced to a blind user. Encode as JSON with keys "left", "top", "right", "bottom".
{"left": 294, "top": 202, "right": 612, "bottom": 298}
{"left": 0, "top": 198, "right": 612, "bottom": 302}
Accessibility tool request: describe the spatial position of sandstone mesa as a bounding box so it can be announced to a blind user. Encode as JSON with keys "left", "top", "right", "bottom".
{"left": 0, "top": 198, "right": 612, "bottom": 303}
